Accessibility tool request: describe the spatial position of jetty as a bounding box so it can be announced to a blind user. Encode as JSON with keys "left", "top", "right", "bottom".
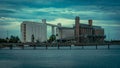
{"left": 0, "top": 42, "right": 120, "bottom": 50}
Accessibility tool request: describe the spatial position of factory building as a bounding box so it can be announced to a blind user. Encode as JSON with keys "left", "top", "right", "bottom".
{"left": 21, "top": 19, "right": 47, "bottom": 43}
{"left": 21, "top": 16, "right": 105, "bottom": 43}
{"left": 56, "top": 16, "right": 105, "bottom": 43}
{"left": 56, "top": 24, "right": 74, "bottom": 41}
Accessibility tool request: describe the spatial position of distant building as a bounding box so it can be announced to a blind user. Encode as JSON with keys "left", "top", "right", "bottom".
{"left": 21, "top": 19, "right": 47, "bottom": 43}
{"left": 56, "top": 16, "right": 106, "bottom": 43}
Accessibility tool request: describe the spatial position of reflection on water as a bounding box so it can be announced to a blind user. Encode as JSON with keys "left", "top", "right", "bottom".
{"left": 0, "top": 45, "right": 120, "bottom": 68}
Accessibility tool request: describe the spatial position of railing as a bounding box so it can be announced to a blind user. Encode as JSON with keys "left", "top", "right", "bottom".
{"left": 0, "top": 42, "right": 120, "bottom": 50}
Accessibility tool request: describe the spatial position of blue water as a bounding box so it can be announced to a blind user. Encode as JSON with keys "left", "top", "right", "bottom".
{"left": 0, "top": 45, "right": 120, "bottom": 68}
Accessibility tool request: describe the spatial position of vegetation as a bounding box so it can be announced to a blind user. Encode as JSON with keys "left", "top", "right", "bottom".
{"left": 48, "top": 35, "right": 56, "bottom": 43}
{"left": 0, "top": 35, "right": 20, "bottom": 43}
{"left": 9, "top": 35, "right": 20, "bottom": 43}
{"left": 0, "top": 38, "right": 7, "bottom": 43}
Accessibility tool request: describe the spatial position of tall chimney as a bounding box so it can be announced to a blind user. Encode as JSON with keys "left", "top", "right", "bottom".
{"left": 57, "top": 23, "right": 62, "bottom": 27}
{"left": 42, "top": 19, "right": 46, "bottom": 23}
{"left": 88, "top": 19, "right": 92, "bottom": 26}
{"left": 75, "top": 16, "right": 80, "bottom": 43}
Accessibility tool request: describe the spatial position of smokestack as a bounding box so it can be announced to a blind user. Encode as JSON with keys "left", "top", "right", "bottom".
{"left": 42, "top": 19, "right": 46, "bottom": 23}
{"left": 88, "top": 19, "right": 92, "bottom": 26}
{"left": 75, "top": 16, "right": 80, "bottom": 43}
{"left": 57, "top": 23, "right": 62, "bottom": 27}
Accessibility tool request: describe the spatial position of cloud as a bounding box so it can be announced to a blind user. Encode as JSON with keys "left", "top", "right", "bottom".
{"left": 0, "top": 21, "right": 20, "bottom": 30}
{"left": 93, "top": 20, "right": 120, "bottom": 27}
{"left": 0, "top": 9, "right": 15, "bottom": 13}
{"left": 47, "top": 18, "right": 74, "bottom": 27}
{"left": 20, "top": 6, "right": 120, "bottom": 21}
{"left": 0, "top": 17, "right": 18, "bottom": 21}
{"left": 0, "top": 0, "right": 120, "bottom": 21}
{"left": 47, "top": 18, "right": 120, "bottom": 27}
{"left": 0, "top": 0, "right": 120, "bottom": 39}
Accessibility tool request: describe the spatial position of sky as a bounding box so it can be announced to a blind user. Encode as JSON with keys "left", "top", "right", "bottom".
{"left": 0, "top": 0, "right": 120, "bottom": 40}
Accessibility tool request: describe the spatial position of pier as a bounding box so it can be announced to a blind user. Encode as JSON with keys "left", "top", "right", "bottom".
{"left": 0, "top": 42, "right": 120, "bottom": 50}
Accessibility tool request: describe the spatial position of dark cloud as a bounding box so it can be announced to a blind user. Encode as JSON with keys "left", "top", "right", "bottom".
{"left": 0, "top": 22, "right": 11, "bottom": 25}
{"left": 0, "top": 0, "right": 119, "bottom": 21}
{"left": 0, "top": 9, "right": 16, "bottom": 13}
{"left": 0, "top": 0, "right": 119, "bottom": 9}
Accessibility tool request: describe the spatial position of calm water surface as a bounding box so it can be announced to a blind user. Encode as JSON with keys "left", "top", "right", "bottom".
{"left": 0, "top": 45, "right": 120, "bottom": 68}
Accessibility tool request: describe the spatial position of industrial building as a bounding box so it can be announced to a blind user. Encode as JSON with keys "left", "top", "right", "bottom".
{"left": 56, "top": 16, "right": 106, "bottom": 43}
{"left": 56, "top": 23, "right": 74, "bottom": 42}
{"left": 21, "top": 16, "right": 105, "bottom": 43}
{"left": 21, "top": 19, "right": 47, "bottom": 43}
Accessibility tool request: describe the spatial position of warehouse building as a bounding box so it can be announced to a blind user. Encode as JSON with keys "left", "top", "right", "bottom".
{"left": 56, "top": 16, "right": 105, "bottom": 43}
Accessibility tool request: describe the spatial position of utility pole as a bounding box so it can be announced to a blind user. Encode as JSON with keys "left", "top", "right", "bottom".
{"left": 6, "top": 30, "right": 9, "bottom": 43}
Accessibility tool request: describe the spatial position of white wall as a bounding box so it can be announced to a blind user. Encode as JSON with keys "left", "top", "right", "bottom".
{"left": 21, "top": 21, "right": 47, "bottom": 42}
{"left": 56, "top": 28, "right": 74, "bottom": 40}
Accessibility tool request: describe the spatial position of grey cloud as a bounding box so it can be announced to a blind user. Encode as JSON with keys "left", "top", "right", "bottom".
{"left": 0, "top": 9, "right": 16, "bottom": 13}
{"left": 0, "top": 22, "right": 11, "bottom": 26}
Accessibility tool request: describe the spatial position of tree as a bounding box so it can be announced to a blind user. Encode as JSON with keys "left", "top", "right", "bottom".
{"left": 16, "top": 36, "right": 20, "bottom": 42}
{"left": 0, "top": 36, "right": 20, "bottom": 43}
{"left": 48, "top": 35, "right": 56, "bottom": 43}
{"left": 0, "top": 38, "right": 7, "bottom": 43}
{"left": 9, "top": 35, "right": 20, "bottom": 43}
{"left": 6, "top": 37, "right": 9, "bottom": 43}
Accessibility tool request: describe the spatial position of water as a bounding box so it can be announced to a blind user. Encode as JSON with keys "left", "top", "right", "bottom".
{"left": 0, "top": 45, "right": 120, "bottom": 68}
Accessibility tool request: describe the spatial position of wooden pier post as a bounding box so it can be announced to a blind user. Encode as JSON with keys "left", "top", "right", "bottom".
{"left": 96, "top": 44, "right": 98, "bottom": 49}
{"left": 46, "top": 45, "right": 48, "bottom": 50}
{"left": 0, "top": 45, "right": 2, "bottom": 49}
{"left": 9, "top": 45, "right": 13, "bottom": 50}
{"left": 70, "top": 45, "right": 71, "bottom": 50}
{"left": 58, "top": 44, "right": 59, "bottom": 49}
{"left": 108, "top": 44, "right": 110, "bottom": 49}
{"left": 21, "top": 45, "right": 24, "bottom": 50}
{"left": 33, "top": 45, "right": 36, "bottom": 50}
{"left": 82, "top": 45, "right": 84, "bottom": 49}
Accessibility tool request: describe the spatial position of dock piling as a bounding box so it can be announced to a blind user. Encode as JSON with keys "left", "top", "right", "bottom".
{"left": 21, "top": 45, "right": 24, "bottom": 50}
{"left": 70, "top": 45, "right": 71, "bottom": 50}
{"left": 46, "top": 45, "right": 48, "bottom": 50}
{"left": 82, "top": 45, "right": 84, "bottom": 49}
{"left": 33, "top": 45, "right": 36, "bottom": 50}
{"left": 108, "top": 44, "right": 110, "bottom": 49}
{"left": 58, "top": 44, "right": 59, "bottom": 49}
{"left": 9, "top": 45, "right": 13, "bottom": 50}
{"left": 0, "top": 45, "right": 2, "bottom": 49}
{"left": 96, "top": 44, "right": 98, "bottom": 49}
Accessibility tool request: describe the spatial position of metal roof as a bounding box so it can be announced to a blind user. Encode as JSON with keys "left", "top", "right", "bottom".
{"left": 57, "top": 27, "right": 74, "bottom": 29}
